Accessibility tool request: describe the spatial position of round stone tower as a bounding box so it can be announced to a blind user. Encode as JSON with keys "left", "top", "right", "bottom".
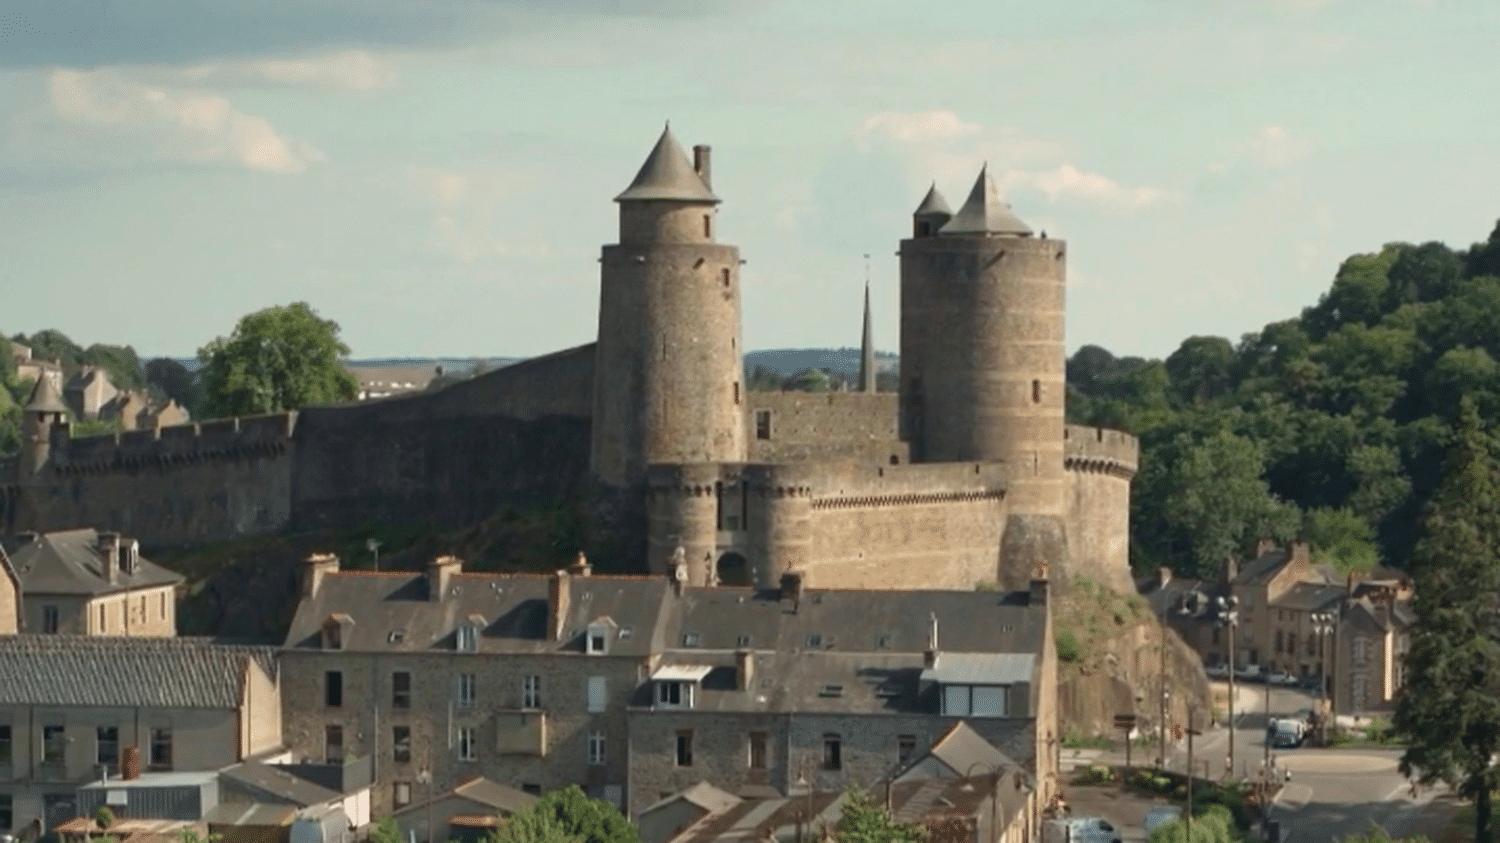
{"left": 20, "top": 375, "right": 68, "bottom": 476}
{"left": 591, "top": 126, "right": 748, "bottom": 487}
{"left": 899, "top": 166, "right": 1069, "bottom": 588}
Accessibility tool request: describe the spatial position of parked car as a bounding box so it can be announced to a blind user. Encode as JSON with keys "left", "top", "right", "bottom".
{"left": 1267, "top": 670, "right": 1297, "bottom": 686}
{"left": 1042, "top": 818, "right": 1123, "bottom": 843}
{"left": 1236, "top": 664, "right": 1265, "bottom": 682}
{"left": 1205, "top": 663, "right": 1231, "bottom": 679}
{"left": 1269, "top": 718, "right": 1306, "bottom": 748}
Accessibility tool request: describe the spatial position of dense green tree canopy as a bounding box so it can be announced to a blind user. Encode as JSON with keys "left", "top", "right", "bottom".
{"left": 832, "top": 787, "right": 927, "bottom": 843}
{"left": 1070, "top": 220, "right": 1500, "bottom": 575}
{"left": 489, "top": 785, "right": 639, "bottom": 843}
{"left": 145, "top": 357, "right": 199, "bottom": 411}
{"left": 197, "top": 303, "right": 359, "bottom": 418}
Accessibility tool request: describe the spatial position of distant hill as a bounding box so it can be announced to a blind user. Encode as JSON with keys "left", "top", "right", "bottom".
{"left": 744, "top": 348, "right": 898, "bottom": 378}
{"left": 173, "top": 357, "right": 519, "bottom": 375}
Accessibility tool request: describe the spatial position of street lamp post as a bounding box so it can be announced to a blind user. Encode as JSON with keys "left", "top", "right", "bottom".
{"left": 1311, "top": 611, "right": 1335, "bottom": 744}
{"left": 1214, "top": 595, "right": 1240, "bottom": 780}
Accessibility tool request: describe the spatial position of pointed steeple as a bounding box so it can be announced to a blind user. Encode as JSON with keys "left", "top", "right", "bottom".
{"left": 859, "top": 267, "right": 876, "bottom": 393}
{"left": 614, "top": 124, "right": 719, "bottom": 204}
{"left": 939, "top": 165, "right": 1031, "bottom": 237}
{"left": 25, "top": 373, "right": 68, "bottom": 414}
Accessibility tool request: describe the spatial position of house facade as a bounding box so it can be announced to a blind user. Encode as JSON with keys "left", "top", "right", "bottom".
{"left": 0, "top": 636, "right": 282, "bottom": 836}
{"left": 1, "top": 529, "right": 183, "bottom": 637}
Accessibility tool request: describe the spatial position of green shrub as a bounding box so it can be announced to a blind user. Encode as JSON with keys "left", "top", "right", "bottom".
{"left": 1057, "top": 629, "right": 1084, "bottom": 663}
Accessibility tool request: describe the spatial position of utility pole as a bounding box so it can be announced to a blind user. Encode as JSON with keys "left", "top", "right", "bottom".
{"left": 1215, "top": 594, "right": 1240, "bottom": 780}
{"left": 1159, "top": 610, "right": 1169, "bottom": 767}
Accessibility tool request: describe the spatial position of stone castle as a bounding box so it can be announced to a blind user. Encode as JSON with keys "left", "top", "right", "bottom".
{"left": 1, "top": 126, "right": 1138, "bottom": 595}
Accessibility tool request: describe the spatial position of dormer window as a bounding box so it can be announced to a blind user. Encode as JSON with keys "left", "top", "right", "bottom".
{"left": 651, "top": 665, "right": 712, "bottom": 710}
{"left": 456, "top": 625, "right": 477, "bottom": 652}
{"left": 682, "top": 632, "right": 701, "bottom": 648}
{"left": 322, "top": 614, "right": 353, "bottom": 650}
{"left": 586, "top": 620, "right": 615, "bottom": 655}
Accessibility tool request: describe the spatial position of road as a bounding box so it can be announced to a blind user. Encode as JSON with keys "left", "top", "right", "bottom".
{"left": 1151, "top": 681, "right": 1453, "bottom": 841}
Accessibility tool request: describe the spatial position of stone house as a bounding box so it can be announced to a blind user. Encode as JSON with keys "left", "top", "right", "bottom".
{"left": 9, "top": 341, "right": 64, "bottom": 396}
{"left": 278, "top": 554, "right": 669, "bottom": 821}
{"left": 388, "top": 776, "right": 536, "bottom": 843}
{"left": 1, "top": 529, "right": 183, "bottom": 636}
{"left": 0, "top": 636, "right": 282, "bottom": 836}
{"left": 99, "top": 392, "right": 190, "bottom": 432}
{"left": 1225, "top": 540, "right": 1319, "bottom": 669}
{"left": 1263, "top": 581, "right": 1345, "bottom": 681}
{"left": 64, "top": 368, "right": 120, "bottom": 422}
{"left": 623, "top": 574, "right": 1057, "bottom": 828}
{"left": 0, "top": 544, "right": 18, "bottom": 635}
{"left": 1332, "top": 583, "right": 1414, "bottom": 716}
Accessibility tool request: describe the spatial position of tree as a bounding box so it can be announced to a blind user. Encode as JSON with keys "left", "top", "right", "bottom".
{"left": 368, "top": 818, "right": 403, "bottom": 843}
{"left": 832, "top": 787, "right": 927, "bottom": 843}
{"left": 490, "top": 785, "right": 638, "bottom": 843}
{"left": 0, "top": 336, "right": 15, "bottom": 387}
{"left": 197, "top": 303, "right": 359, "bottom": 418}
{"left": 1165, "top": 335, "right": 1235, "bottom": 406}
{"left": 1394, "top": 398, "right": 1500, "bottom": 843}
{"left": 81, "top": 343, "right": 146, "bottom": 391}
{"left": 145, "top": 357, "right": 198, "bottom": 409}
{"left": 1336, "top": 825, "right": 1432, "bottom": 843}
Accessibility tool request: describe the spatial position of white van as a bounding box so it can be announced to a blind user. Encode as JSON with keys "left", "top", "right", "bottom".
{"left": 1041, "top": 817, "right": 1124, "bottom": 843}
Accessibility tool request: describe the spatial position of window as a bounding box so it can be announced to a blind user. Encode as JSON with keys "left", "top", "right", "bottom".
{"left": 588, "top": 629, "right": 608, "bottom": 654}
{"left": 588, "top": 731, "right": 606, "bottom": 766}
{"left": 457, "top": 727, "right": 476, "bottom": 761}
{"left": 325, "top": 671, "right": 343, "bottom": 707}
{"left": 682, "top": 633, "right": 701, "bottom": 647}
{"left": 458, "top": 673, "right": 477, "bottom": 708}
{"left": 736, "top": 634, "right": 753, "bottom": 648}
{"left": 523, "top": 676, "right": 542, "bottom": 709}
{"left": 0, "top": 724, "right": 11, "bottom": 765}
{"left": 98, "top": 604, "right": 105, "bottom": 631}
{"left": 393, "top": 727, "right": 411, "bottom": 764}
{"left": 675, "top": 731, "right": 694, "bottom": 767}
{"left": 755, "top": 410, "right": 771, "bottom": 440}
{"left": 733, "top": 381, "right": 741, "bottom": 405}
{"left": 1031, "top": 379, "right": 1040, "bottom": 404}
{"left": 393, "top": 782, "right": 412, "bottom": 809}
{"left": 703, "top": 215, "right": 711, "bottom": 238}
{"left": 721, "top": 267, "right": 731, "bottom": 288}
{"left": 150, "top": 727, "right": 173, "bottom": 770}
{"left": 822, "top": 734, "right": 842, "bottom": 770}
{"left": 43, "top": 605, "right": 59, "bottom": 634}
{"left": 456, "top": 624, "right": 477, "bottom": 652}
{"left": 160, "top": 592, "right": 167, "bottom": 619}
{"left": 749, "top": 732, "right": 768, "bottom": 770}
{"left": 522, "top": 784, "right": 542, "bottom": 796}
{"left": 43, "top": 725, "right": 65, "bottom": 764}
{"left": 588, "top": 677, "right": 607, "bottom": 713}
{"left": 656, "top": 681, "right": 693, "bottom": 708}
{"left": 972, "top": 686, "right": 1006, "bottom": 716}
{"left": 898, "top": 735, "right": 917, "bottom": 764}
{"left": 325, "top": 725, "right": 343, "bottom": 764}
{"left": 97, "top": 727, "right": 119, "bottom": 766}
{"left": 807, "top": 634, "right": 822, "bottom": 648}
{"left": 393, "top": 672, "right": 411, "bottom": 709}
{"left": 0, "top": 793, "right": 11, "bottom": 830}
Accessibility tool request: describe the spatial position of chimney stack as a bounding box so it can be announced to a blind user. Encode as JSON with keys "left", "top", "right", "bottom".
{"left": 1029, "top": 574, "right": 1049, "bottom": 608}
{"left": 301, "top": 553, "right": 340, "bottom": 598}
{"left": 99, "top": 532, "right": 121, "bottom": 584}
{"left": 693, "top": 144, "right": 712, "bottom": 191}
{"left": 735, "top": 648, "right": 755, "bottom": 692}
{"left": 427, "top": 555, "right": 462, "bottom": 602}
{"left": 779, "top": 571, "right": 804, "bottom": 605}
{"left": 1222, "top": 556, "right": 1239, "bottom": 584}
{"left": 1157, "top": 567, "right": 1172, "bottom": 589}
{"left": 1289, "top": 540, "right": 1311, "bottom": 566}
{"left": 570, "top": 552, "right": 592, "bottom": 577}
{"left": 124, "top": 539, "right": 139, "bottom": 575}
{"left": 549, "top": 569, "right": 571, "bottom": 642}
{"left": 1254, "top": 537, "right": 1276, "bottom": 557}
{"left": 924, "top": 611, "right": 940, "bottom": 669}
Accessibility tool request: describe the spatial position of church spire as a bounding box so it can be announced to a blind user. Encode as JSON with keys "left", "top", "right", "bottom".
{"left": 859, "top": 255, "right": 876, "bottom": 393}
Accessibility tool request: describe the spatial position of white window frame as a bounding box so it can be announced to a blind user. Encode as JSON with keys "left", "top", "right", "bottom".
{"left": 523, "top": 676, "right": 542, "bottom": 709}
{"left": 456, "top": 625, "right": 477, "bottom": 652}
{"left": 588, "top": 730, "right": 606, "bottom": 766}
{"left": 457, "top": 727, "right": 477, "bottom": 761}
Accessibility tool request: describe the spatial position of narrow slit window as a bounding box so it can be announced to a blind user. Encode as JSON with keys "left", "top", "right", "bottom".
{"left": 722, "top": 268, "right": 731, "bottom": 287}
{"left": 704, "top": 215, "right": 711, "bottom": 238}
{"left": 1031, "top": 379, "right": 1041, "bottom": 403}
{"left": 733, "top": 381, "right": 741, "bottom": 405}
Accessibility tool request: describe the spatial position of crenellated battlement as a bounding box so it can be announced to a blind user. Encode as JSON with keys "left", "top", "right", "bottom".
{"left": 1064, "top": 425, "right": 1138, "bottom": 479}
{"left": 50, "top": 412, "right": 298, "bottom": 476}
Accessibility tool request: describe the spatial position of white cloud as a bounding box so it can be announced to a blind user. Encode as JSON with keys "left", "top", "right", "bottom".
{"left": 1247, "top": 125, "right": 1312, "bottom": 168}
{"left": 41, "top": 68, "right": 322, "bottom": 173}
{"left": 175, "top": 51, "right": 397, "bottom": 91}
{"left": 853, "top": 109, "right": 1162, "bottom": 209}
{"left": 409, "top": 167, "right": 523, "bottom": 263}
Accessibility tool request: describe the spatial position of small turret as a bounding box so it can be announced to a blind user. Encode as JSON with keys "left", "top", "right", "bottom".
{"left": 21, "top": 375, "right": 69, "bottom": 476}
{"left": 912, "top": 183, "right": 952, "bottom": 238}
{"left": 939, "top": 165, "right": 1032, "bottom": 237}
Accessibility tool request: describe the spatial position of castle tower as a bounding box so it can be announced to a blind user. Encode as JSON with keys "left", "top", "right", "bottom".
{"left": 20, "top": 374, "right": 69, "bottom": 476}
{"left": 899, "top": 166, "right": 1068, "bottom": 588}
{"left": 591, "top": 126, "right": 748, "bottom": 487}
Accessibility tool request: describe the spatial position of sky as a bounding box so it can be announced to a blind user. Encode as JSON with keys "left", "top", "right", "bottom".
{"left": 1, "top": 0, "right": 1497, "bottom": 361}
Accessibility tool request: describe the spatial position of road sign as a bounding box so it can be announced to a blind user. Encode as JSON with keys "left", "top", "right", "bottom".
{"left": 1113, "top": 714, "right": 1136, "bottom": 730}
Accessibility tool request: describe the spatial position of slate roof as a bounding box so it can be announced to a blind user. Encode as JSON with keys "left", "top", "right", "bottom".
{"left": 220, "top": 761, "right": 342, "bottom": 806}
{"left": 939, "top": 165, "right": 1031, "bottom": 237}
{"left": 1273, "top": 582, "right": 1344, "bottom": 613}
{"left": 1232, "top": 549, "right": 1301, "bottom": 586}
{"left": 283, "top": 569, "right": 672, "bottom": 657}
{"left": 1139, "top": 575, "right": 1219, "bottom": 621}
{"left": 452, "top": 777, "right": 540, "bottom": 814}
{"left": 912, "top": 183, "right": 953, "bottom": 219}
{"left": 3, "top": 528, "right": 184, "bottom": 596}
{"left": 0, "top": 635, "right": 276, "bottom": 708}
{"left": 25, "top": 371, "right": 70, "bottom": 413}
{"left": 614, "top": 125, "right": 719, "bottom": 204}
{"left": 664, "top": 585, "right": 1045, "bottom": 656}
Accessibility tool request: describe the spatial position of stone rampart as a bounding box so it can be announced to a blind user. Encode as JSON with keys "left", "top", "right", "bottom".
{"left": 1063, "top": 425, "right": 1139, "bottom": 478}
{"left": 1061, "top": 425, "right": 1137, "bottom": 594}
{"left": 745, "top": 392, "right": 899, "bottom": 463}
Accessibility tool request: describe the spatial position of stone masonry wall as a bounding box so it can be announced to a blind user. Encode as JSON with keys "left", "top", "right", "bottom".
{"left": 1062, "top": 425, "right": 1138, "bottom": 594}
{"left": 746, "top": 393, "right": 903, "bottom": 464}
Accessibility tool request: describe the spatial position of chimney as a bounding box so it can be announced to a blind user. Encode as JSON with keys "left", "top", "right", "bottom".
{"left": 1029, "top": 575, "right": 1049, "bottom": 608}
{"left": 1289, "top": 540, "right": 1311, "bottom": 566}
{"left": 121, "top": 745, "right": 141, "bottom": 781}
{"left": 300, "top": 553, "right": 340, "bottom": 599}
{"left": 735, "top": 648, "right": 755, "bottom": 692}
{"left": 98, "top": 531, "right": 121, "bottom": 585}
{"left": 924, "top": 611, "right": 940, "bottom": 669}
{"left": 693, "top": 144, "right": 712, "bottom": 191}
{"left": 124, "top": 539, "right": 139, "bottom": 575}
{"left": 1157, "top": 567, "right": 1172, "bottom": 589}
{"left": 1222, "top": 556, "right": 1239, "bottom": 584}
{"left": 570, "top": 551, "right": 592, "bottom": 577}
{"left": 549, "top": 569, "right": 571, "bottom": 642}
{"left": 1254, "top": 537, "right": 1276, "bottom": 557}
{"left": 427, "top": 555, "right": 462, "bottom": 602}
{"left": 1346, "top": 571, "right": 1356, "bottom": 597}
{"left": 779, "top": 571, "right": 804, "bottom": 603}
